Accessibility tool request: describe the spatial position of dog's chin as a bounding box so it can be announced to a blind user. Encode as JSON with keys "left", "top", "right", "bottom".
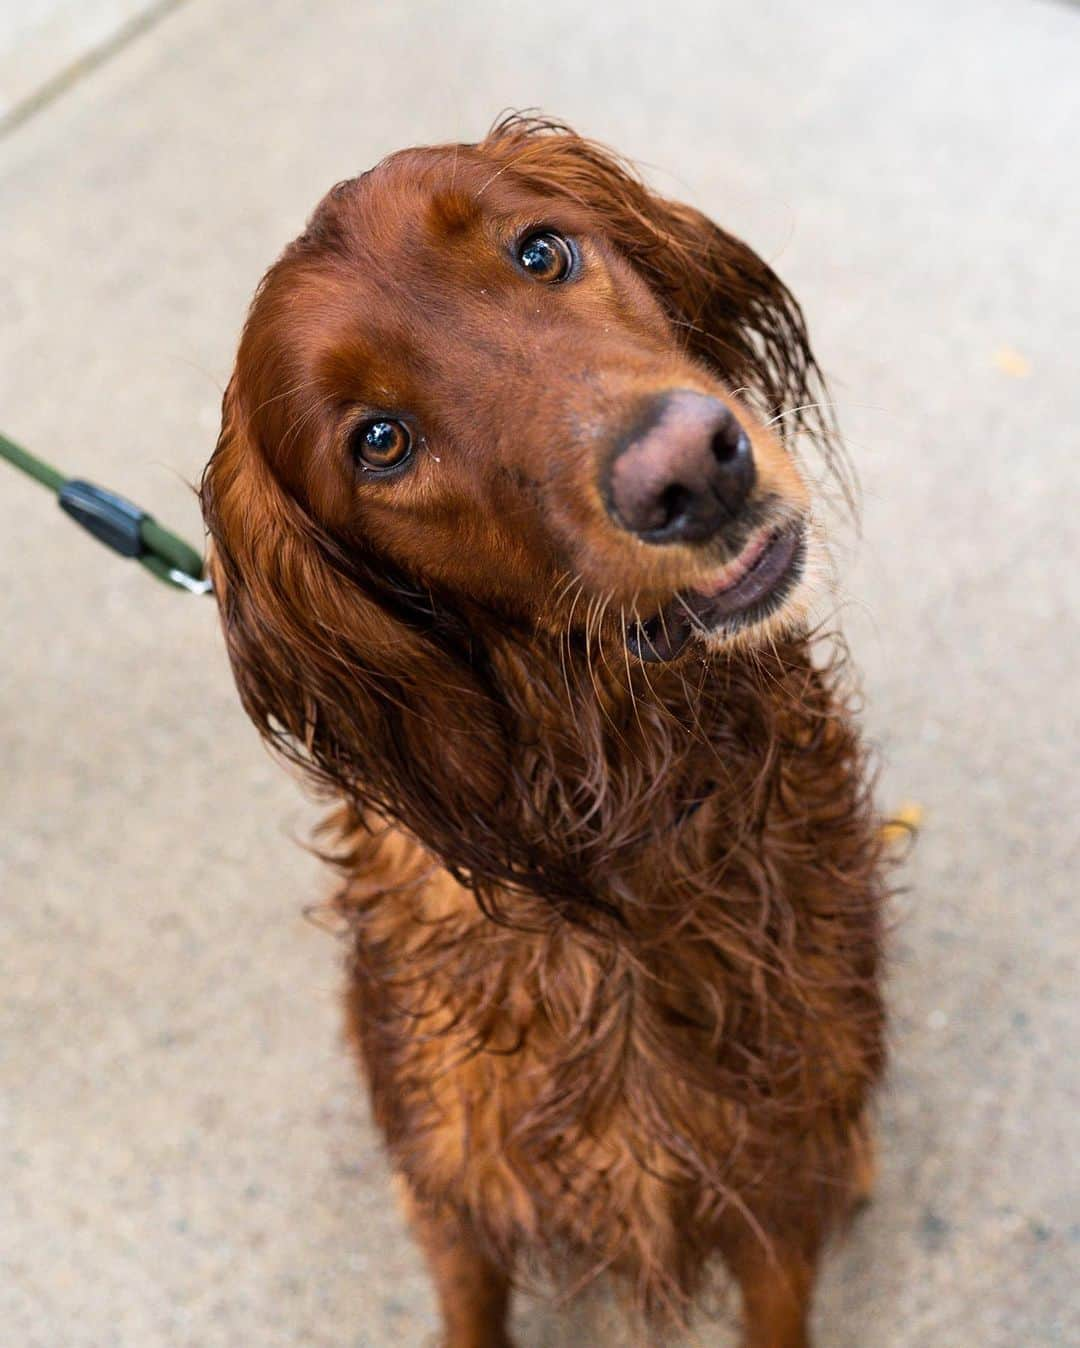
{"left": 626, "top": 520, "right": 810, "bottom": 663}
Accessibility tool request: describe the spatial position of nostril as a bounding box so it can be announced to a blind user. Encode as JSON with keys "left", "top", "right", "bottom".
{"left": 710, "top": 418, "right": 749, "bottom": 465}
{"left": 658, "top": 481, "right": 693, "bottom": 532}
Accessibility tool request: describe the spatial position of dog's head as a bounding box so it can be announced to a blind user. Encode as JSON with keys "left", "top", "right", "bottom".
{"left": 202, "top": 116, "right": 841, "bottom": 886}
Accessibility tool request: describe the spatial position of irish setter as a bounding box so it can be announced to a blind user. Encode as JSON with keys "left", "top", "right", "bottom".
{"left": 202, "top": 115, "right": 886, "bottom": 1348}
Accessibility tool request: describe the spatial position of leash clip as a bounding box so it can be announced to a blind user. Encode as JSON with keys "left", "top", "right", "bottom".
{"left": 167, "top": 568, "right": 214, "bottom": 595}
{"left": 58, "top": 479, "right": 145, "bottom": 557}
{"left": 57, "top": 477, "right": 210, "bottom": 594}
{"left": 2, "top": 430, "right": 210, "bottom": 595}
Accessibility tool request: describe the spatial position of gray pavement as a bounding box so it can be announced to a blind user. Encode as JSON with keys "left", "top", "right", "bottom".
{"left": 0, "top": 4, "right": 158, "bottom": 126}
{"left": 1, "top": 1, "right": 1077, "bottom": 1344}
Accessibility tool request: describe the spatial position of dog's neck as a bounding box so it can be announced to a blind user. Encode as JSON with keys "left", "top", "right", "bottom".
{"left": 387, "top": 627, "right": 843, "bottom": 928}
{"left": 330, "top": 623, "right": 883, "bottom": 1111}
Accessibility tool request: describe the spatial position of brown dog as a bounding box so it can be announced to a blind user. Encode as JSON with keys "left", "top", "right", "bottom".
{"left": 202, "top": 114, "right": 886, "bottom": 1348}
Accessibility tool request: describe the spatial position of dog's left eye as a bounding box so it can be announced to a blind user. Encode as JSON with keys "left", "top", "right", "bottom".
{"left": 517, "top": 231, "right": 574, "bottom": 283}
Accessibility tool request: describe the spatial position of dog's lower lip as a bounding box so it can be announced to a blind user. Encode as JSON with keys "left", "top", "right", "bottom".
{"left": 628, "top": 523, "right": 806, "bottom": 662}
{"left": 689, "top": 524, "right": 802, "bottom": 619}
{"left": 691, "top": 527, "right": 778, "bottom": 601}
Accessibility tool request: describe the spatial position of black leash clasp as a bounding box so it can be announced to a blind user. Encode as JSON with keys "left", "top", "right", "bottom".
{"left": 1, "top": 428, "right": 210, "bottom": 595}
{"left": 59, "top": 480, "right": 146, "bottom": 557}
{"left": 57, "top": 477, "right": 211, "bottom": 593}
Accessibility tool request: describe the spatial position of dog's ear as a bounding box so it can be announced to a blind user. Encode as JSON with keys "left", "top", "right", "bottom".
{"left": 484, "top": 115, "right": 841, "bottom": 489}
{"left": 201, "top": 373, "right": 510, "bottom": 851}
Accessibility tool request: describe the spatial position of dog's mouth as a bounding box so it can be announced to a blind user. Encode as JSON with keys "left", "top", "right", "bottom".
{"left": 626, "top": 522, "right": 807, "bottom": 663}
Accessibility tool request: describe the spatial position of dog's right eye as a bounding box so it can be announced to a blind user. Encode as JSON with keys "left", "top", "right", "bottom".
{"left": 351, "top": 419, "right": 412, "bottom": 471}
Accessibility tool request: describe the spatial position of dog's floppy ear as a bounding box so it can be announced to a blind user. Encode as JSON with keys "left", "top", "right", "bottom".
{"left": 484, "top": 115, "right": 842, "bottom": 491}
{"left": 201, "top": 373, "right": 510, "bottom": 849}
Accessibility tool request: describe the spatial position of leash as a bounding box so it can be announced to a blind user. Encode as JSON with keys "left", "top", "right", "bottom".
{"left": 0, "top": 429, "right": 210, "bottom": 594}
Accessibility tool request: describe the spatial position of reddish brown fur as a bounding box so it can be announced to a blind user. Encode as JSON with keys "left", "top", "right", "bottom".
{"left": 202, "top": 115, "right": 887, "bottom": 1346}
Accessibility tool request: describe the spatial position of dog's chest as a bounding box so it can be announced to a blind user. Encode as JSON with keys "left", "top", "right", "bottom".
{"left": 350, "top": 867, "right": 866, "bottom": 1249}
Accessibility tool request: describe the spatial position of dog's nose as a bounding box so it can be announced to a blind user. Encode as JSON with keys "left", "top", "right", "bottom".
{"left": 605, "top": 391, "right": 756, "bottom": 544}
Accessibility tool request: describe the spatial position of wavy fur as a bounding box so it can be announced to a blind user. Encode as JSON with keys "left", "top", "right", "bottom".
{"left": 202, "top": 115, "right": 887, "bottom": 1346}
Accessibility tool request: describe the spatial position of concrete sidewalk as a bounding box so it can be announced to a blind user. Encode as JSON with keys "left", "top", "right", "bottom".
{"left": 1, "top": 1, "right": 1077, "bottom": 1344}
{"left": 0, "top": 1, "right": 168, "bottom": 128}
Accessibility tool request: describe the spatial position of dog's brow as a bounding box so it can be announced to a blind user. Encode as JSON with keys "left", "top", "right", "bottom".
{"left": 426, "top": 188, "right": 483, "bottom": 238}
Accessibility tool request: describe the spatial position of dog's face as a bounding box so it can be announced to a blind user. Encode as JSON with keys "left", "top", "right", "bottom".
{"left": 235, "top": 137, "right": 816, "bottom": 664}
{"left": 203, "top": 120, "right": 839, "bottom": 882}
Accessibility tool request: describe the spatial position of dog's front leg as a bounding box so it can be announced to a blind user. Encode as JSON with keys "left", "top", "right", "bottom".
{"left": 724, "top": 1225, "right": 820, "bottom": 1348}
{"left": 399, "top": 1182, "right": 515, "bottom": 1348}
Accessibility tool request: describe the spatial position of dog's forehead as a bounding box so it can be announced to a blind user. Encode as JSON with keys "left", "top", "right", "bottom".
{"left": 297, "top": 149, "right": 597, "bottom": 377}
{"left": 342, "top": 146, "right": 588, "bottom": 268}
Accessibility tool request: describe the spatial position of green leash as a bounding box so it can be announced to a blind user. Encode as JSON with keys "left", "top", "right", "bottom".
{"left": 0, "top": 429, "right": 210, "bottom": 593}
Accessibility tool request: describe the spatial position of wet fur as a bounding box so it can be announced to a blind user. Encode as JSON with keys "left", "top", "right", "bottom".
{"left": 202, "top": 115, "right": 887, "bottom": 1344}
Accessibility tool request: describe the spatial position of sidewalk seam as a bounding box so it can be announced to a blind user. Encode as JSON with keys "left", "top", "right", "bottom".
{"left": 0, "top": 0, "right": 191, "bottom": 143}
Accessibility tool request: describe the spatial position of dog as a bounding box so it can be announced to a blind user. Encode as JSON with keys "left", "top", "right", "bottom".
{"left": 201, "top": 114, "right": 886, "bottom": 1348}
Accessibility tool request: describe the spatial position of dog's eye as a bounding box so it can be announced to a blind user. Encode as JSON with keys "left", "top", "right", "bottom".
{"left": 517, "top": 231, "right": 574, "bottom": 283}
{"left": 351, "top": 419, "right": 412, "bottom": 470}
